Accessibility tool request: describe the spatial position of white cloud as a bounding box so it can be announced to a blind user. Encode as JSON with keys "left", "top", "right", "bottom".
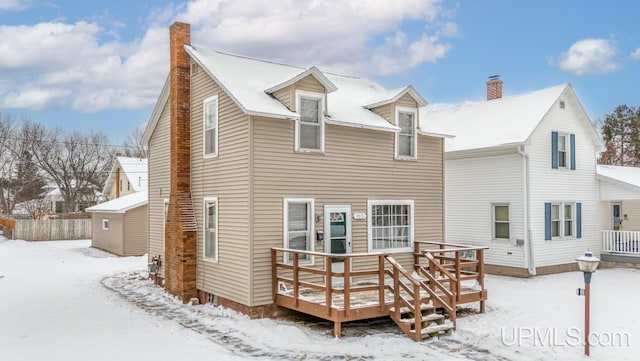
{"left": 0, "top": 0, "right": 454, "bottom": 112}
{"left": 553, "top": 38, "right": 619, "bottom": 75}
{"left": 631, "top": 48, "right": 640, "bottom": 60}
{"left": 0, "top": 0, "right": 29, "bottom": 11}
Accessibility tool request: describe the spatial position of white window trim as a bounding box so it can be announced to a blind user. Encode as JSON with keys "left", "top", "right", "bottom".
{"left": 491, "top": 203, "right": 511, "bottom": 241}
{"left": 283, "top": 198, "right": 315, "bottom": 265}
{"left": 557, "top": 132, "right": 569, "bottom": 169}
{"left": 162, "top": 199, "right": 168, "bottom": 253}
{"left": 102, "top": 219, "right": 109, "bottom": 231}
{"left": 294, "top": 90, "right": 325, "bottom": 153}
{"left": 367, "top": 200, "right": 415, "bottom": 253}
{"left": 203, "top": 95, "right": 219, "bottom": 159}
{"left": 551, "top": 202, "right": 576, "bottom": 240}
{"left": 203, "top": 197, "right": 219, "bottom": 262}
{"left": 395, "top": 106, "right": 418, "bottom": 160}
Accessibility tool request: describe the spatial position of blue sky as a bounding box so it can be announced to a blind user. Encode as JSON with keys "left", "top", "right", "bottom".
{"left": 1, "top": 0, "right": 639, "bottom": 144}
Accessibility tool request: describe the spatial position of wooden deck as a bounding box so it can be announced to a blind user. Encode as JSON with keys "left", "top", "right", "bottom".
{"left": 271, "top": 241, "right": 488, "bottom": 341}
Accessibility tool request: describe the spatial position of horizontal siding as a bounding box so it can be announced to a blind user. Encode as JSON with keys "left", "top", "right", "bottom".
{"left": 445, "top": 153, "right": 526, "bottom": 268}
{"left": 147, "top": 99, "right": 171, "bottom": 277}
{"left": 599, "top": 181, "right": 640, "bottom": 200}
{"left": 528, "top": 92, "right": 601, "bottom": 266}
{"left": 601, "top": 200, "right": 640, "bottom": 231}
{"left": 371, "top": 94, "right": 418, "bottom": 125}
{"left": 251, "top": 116, "right": 444, "bottom": 305}
{"left": 273, "top": 87, "right": 292, "bottom": 110}
{"left": 190, "top": 70, "right": 251, "bottom": 306}
{"left": 91, "top": 213, "right": 124, "bottom": 256}
{"left": 123, "top": 205, "right": 148, "bottom": 256}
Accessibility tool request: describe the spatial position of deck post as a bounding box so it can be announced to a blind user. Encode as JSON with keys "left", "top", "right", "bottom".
{"left": 326, "top": 254, "right": 332, "bottom": 316}
{"left": 378, "top": 254, "right": 385, "bottom": 313}
{"left": 413, "top": 283, "right": 421, "bottom": 341}
{"left": 344, "top": 257, "right": 351, "bottom": 312}
{"left": 455, "top": 251, "right": 461, "bottom": 301}
{"left": 414, "top": 242, "right": 420, "bottom": 274}
{"left": 293, "top": 252, "right": 299, "bottom": 307}
{"left": 334, "top": 321, "right": 341, "bottom": 338}
{"left": 271, "top": 249, "right": 277, "bottom": 302}
{"left": 393, "top": 267, "right": 400, "bottom": 319}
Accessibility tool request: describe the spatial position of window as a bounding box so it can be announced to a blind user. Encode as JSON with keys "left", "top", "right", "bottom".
{"left": 204, "top": 198, "right": 218, "bottom": 261}
{"left": 368, "top": 200, "right": 414, "bottom": 252}
{"left": 545, "top": 202, "right": 579, "bottom": 240}
{"left": 55, "top": 201, "right": 64, "bottom": 214}
{"left": 559, "top": 100, "right": 565, "bottom": 109}
{"left": 395, "top": 107, "right": 417, "bottom": 159}
{"left": 551, "top": 131, "right": 576, "bottom": 170}
{"left": 127, "top": 181, "right": 130, "bottom": 191}
{"left": 284, "top": 199, "right": 314, "bottom": 264}
{"left": 102, "top": 219, "right": 109, "bottom": 231}
{"left": 295, "top": 91, "right": 324, "bottom": 152}
{"left": 191, "top": 62, "right": 198, "bottom": 76}
{"left": 203, "top": 95, "right": 218, "bottom": 157}
{"left": 492, "top": 204, "right": 510, "bottom": 240}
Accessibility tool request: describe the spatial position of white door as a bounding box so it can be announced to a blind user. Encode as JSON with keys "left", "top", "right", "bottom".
{"left": 324, "top": 206, "right": 352, "bottom": 283}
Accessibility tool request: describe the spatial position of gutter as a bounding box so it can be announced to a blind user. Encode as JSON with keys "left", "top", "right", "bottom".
{"left": 517, "top": 145, "right": 536, "bottom": 276}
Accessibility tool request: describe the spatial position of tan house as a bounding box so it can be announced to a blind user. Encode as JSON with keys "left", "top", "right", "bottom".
{"left": 103, "top": 156, "right": 148, "bottom": 200}
{"left": 142, "top": 22, "right": 486, "bottom": 339}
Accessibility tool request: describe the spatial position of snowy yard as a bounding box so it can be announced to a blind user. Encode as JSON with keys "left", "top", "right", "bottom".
{"left": 1, "top": 239, "right": 637, "bottom": 360}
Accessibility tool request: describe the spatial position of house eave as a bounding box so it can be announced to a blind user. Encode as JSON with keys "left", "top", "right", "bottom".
{"left": 445, "top": 143, "right": 523, "bottom": 160}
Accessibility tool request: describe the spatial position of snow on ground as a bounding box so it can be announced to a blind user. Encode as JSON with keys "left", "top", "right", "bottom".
{"left": 1, "top": 238, "right": 638, "bottom": 360}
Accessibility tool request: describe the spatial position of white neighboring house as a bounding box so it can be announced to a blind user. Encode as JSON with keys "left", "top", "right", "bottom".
{"left": 423, "top": 80, "right": 604, "bottom": 276}
{"left": 597, "top": 165, "right": 640, "bottom": 261}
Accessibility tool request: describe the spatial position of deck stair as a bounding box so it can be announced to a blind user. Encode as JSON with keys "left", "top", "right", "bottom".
{"left": 389, "top": 301, "right": 454, "bottom": 340}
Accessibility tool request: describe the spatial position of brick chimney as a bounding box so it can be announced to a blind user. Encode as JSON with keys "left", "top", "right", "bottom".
{"left": 486, "top": 75, "right": 503, "bottom": 100}
{"left": 164, "top": 22, "right": 197, "bottom": 303}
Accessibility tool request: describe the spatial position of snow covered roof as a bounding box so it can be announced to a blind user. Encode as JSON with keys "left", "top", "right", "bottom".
{"left": 182, "top": 45, "right": 426, "bottom": 132}
{"left": 596, "top": 165, "right": 640, "bottom": 192}
{"left": 364, "top": 86, "right": 428, "bottom": 109}
{"left": 420, "top": 84, "right": 569, "bottom": 152}
{"left": 85, "top": 191, "right": 147, "bottom": 213}
{"left": 102, "top": 157, "right": 148, "bottom": 195}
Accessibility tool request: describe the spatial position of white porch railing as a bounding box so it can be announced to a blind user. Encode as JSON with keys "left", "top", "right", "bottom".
{"left": 602, "top": 230, "right": 640, "bottom": 255}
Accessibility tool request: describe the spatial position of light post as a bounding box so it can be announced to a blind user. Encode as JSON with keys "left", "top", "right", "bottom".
{"left": 576, "top": 251, "right": 600, "bottom": 357}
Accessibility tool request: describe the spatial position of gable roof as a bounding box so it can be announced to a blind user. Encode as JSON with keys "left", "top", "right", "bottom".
{"left": 102, "top": 157, "right": 148, "bottom": 195}
{"left": 143, "top": 45, "right": 432, "bottom": 143}
{"left": 420, "top": 83, "right": 603, "bottom": 153}
{"left": 596, "top": 165, "right": 640, "bottom": 192}
{"left": 85, "top": 191, "right": 147, "bottom": 213}
{"left": 364, "top": 86, "right": 428, "bottom": 109}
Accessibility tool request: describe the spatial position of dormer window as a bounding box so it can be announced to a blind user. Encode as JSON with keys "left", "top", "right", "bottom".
{"left": 395, "top": 107, "right": 417, "bottom": 159}
{"left": 295, "top": 91, "right": 324, "bottom": 152}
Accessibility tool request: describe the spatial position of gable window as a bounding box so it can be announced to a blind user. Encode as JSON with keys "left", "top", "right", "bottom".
{"left": 284, "top": 198, "right": 314, "bottom": 264}
{"left": 545, "top": 202, "right": 581, "bottom": 240}
{"left": 492, "top": 204, "right": 510, "bottom": 240}
{"left": 395, "top": 107, "right": 417, "bottom": 159}
{"left": 204, "top": 198, "right": 218, "bottom": 261}
{"left": 551, "top": 131, "right": 576, "bottom": 170}
{"left": 203, "top": 95, "right": 219, "bottom": 157}
{"left": 127, "top": 181, "right": 130, "bottom": 191}
{"left": 102, "top": 219, "right": 109, "bottom": 231}
{"left": 368, "top": 200, "right": 414, "bottom": 252}
{"left": 295, "top": 91, "right": 324, "bottom": 152}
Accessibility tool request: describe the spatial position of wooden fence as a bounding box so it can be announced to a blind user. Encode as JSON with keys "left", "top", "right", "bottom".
{"left": 9, "top": 219, "right": 92, "bottom": 241}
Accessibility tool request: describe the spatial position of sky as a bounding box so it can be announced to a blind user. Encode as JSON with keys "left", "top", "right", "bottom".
{"left": 1, "top": 0, "right": 639, "bottom": 144}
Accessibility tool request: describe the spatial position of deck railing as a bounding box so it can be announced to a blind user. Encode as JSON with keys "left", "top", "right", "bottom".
{"left": 413, "top": 241, "right": 487, "bottom": 313}
{"left": 602, "top": 230, "right": 640, "bottom": 255}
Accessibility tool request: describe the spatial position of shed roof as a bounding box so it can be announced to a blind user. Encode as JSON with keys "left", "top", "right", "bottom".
{"left": 85, "top": 191, "right": 147, "bottom": 213}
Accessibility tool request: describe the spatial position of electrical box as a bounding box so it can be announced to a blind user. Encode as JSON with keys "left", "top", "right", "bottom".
{"left": 316, "top": 230, "right": 324, "bottom": 242}
{"left": 516, "top": 239, "right": 525, "bottom": 246}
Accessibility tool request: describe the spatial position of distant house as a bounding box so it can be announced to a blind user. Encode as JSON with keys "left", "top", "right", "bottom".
{"left": 424, "top": 79, "right": 605, "bottom": 276}
{"left": 86, "top": 156, "right": 148, "bottom": 256}
{"left": 102, "top": 156, "right": 148, "bottom": 200}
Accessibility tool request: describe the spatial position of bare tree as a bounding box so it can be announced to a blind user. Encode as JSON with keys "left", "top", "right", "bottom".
{"left": 0, "top": 112, "right": 16, "bottom": 214}
{"left": 122, "top": 126, "right": 147, "bottom": 158}
{"left": 28, "top": 123, "right": 113, "bottom": 213}
{"left": 21, "top": 197, "right": 52, "bottom": 220}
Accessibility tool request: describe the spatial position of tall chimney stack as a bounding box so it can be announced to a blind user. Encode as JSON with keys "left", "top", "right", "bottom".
{"left": 487, "top": 75, "right": 503, "bottom": 100}
{"left": 165, "top": 21, "right": 197, "bottom": 303}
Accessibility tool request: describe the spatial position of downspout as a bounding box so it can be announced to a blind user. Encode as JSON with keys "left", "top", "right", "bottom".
{"left": 517, "top": 145, "right": 536, "bottom": 276}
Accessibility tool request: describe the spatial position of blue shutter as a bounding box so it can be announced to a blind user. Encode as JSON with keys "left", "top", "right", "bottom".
{"left": 570, "top": 134, "right": 576, "bottom": 170}
{"left": 551, "top": 131, "right": 558, "bottom": 169}
{"left": 545, "top": 202, "right": 552, "bottom": 240}
{"left": 576, "top": 202, "right": 582, "bottom": 238}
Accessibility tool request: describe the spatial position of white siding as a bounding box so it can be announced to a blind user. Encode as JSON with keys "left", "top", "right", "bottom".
{"left": 599, "top": 181, "right": 640, "bottom": 200}
{"left": 527, "top": 92, "right": 601, "bottom": 266}
{"left": 445, "top": 153, "right": 526, "bottom": 268}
